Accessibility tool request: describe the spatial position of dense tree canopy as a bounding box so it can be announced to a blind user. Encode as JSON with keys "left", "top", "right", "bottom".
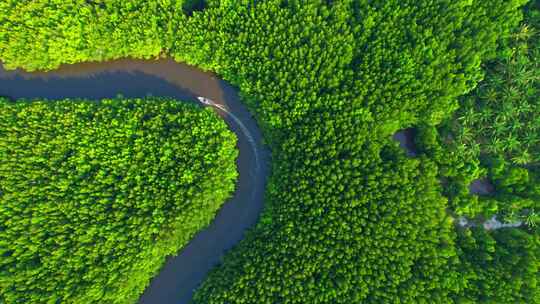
{"left": 0, "top": 0, "right": 185, "bottom": 71}
{"left": 0, "top": 0, "right": 538, "bottom": 303}
{"left": 0, "top": 97, "right": 237, "bottom": 303}
{"left": 169, "top": 1, "right": 532, "bottom": 303}
{"left": 455, "top": 227, "right": 539, "bottom": 303}
{"left": 415, "top": 3, "right": 540, "bottom": 221}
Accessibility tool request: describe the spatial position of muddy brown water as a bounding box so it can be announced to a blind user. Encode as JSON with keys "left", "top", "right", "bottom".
{"left": 0, "top": 59, "right": 269, "bottom": 304}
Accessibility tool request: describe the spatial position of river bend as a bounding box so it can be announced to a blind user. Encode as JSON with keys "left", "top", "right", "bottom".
{"left": 0, "top": 59, "right": 269, "bottom": 304}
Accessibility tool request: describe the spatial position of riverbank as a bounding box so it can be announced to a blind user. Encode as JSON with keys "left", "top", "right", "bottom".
{"left": 0, "top": 59, "right": 270, "bottom": 304}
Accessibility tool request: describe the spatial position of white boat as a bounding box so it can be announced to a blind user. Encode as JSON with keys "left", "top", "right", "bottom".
{"left": 197, "top": 96, "right": 214, "bottom": 105}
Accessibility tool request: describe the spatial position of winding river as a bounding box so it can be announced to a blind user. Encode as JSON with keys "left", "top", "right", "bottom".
{"left": 0, "top": 59, "right": 270, "bottom": 304}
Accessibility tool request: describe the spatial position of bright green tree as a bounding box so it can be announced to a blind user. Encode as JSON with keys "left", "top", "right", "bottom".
{"left": 0, "top": 97, "right": 237, "bottom": 304}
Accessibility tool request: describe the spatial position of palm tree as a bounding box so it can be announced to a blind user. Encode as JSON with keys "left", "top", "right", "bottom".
{"left": 511, "top": 150, "right": 532, "bottom": 165}
{"left": 503, "top": 134, "right": 520, "bottom": 153}
{"left": 480, "top": 87, "right": 499, "bottom": 104}
{"left": 525, "top": 209, "right": 538, "bottom": 228}
{"left": 513, "top": 24, "right": 534, "bottom": 42}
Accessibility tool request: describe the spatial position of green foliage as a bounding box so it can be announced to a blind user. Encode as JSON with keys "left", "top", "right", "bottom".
{"left": 0, "top": 0, "right": 187, "bottom": 71}
{"left": 416, "top": 3, "right": 540, "bottom": 219}
{"left": 454, "top": 227, "right": 540, "bottom": 303}
{"left": 0, "top": 0, "right": 537, "bottom": 303}
{"left": 0, "top": 97, "right": 238, "bottom": 304}
{"left": 195, "top": 137, "right": 462, "bottom": 303}
{"left": 168, "top": 1, "right": 528, "bottom": 303}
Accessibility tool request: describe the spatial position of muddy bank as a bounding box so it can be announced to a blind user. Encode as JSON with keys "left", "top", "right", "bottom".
{"left": 0, "top": 59, "right": 270, "bottom": 304}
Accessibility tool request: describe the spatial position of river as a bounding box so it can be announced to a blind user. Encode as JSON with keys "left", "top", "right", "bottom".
{"left": 0, "top": 58, "right": 270, "bottom": 304}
